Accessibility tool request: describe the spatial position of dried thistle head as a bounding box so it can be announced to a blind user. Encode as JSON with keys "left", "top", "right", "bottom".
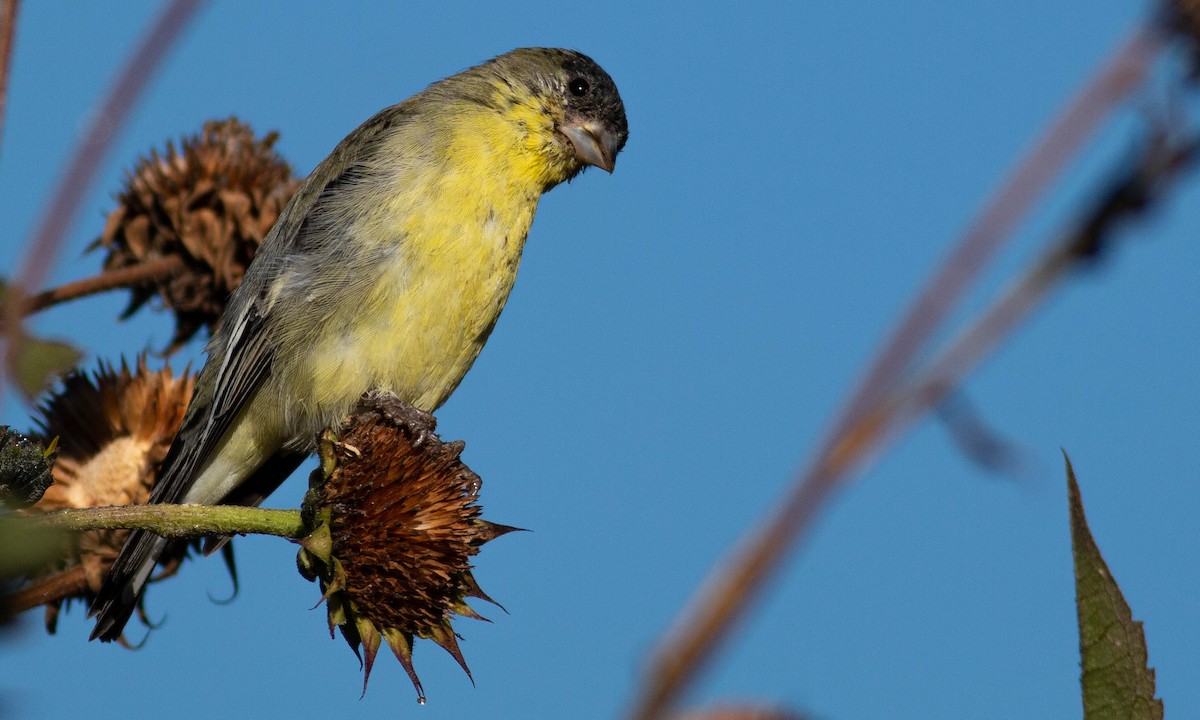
{"left": 95, "top": 118, "right": 299, "bottom": 352}
{"left": 0, "top": 427, "right": 58, "bottom": 510}
{"left": 298, "top": 393, "right": 516, "bottom": 702}
{"left": 25, "top": 356, "right": 195, "bottom": 631}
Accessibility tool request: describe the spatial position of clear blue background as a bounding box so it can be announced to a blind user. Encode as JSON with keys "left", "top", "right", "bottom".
{"left": 2, "top": 2, "right": 1198, "bottom": 719}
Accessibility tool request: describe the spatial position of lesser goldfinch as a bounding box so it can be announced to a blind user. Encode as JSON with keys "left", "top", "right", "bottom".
{"left": 90, "top": 47, "right": 627, "bottom": 641}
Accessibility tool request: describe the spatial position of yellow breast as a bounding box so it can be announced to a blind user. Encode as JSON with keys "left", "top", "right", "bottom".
{"left": 275, "top": 105, "right": 551, "bottom": 432}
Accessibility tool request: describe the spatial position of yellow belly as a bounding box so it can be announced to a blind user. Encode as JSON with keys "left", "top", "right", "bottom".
{"left": 273, "top": 199, "right": 535, "bottom": 437}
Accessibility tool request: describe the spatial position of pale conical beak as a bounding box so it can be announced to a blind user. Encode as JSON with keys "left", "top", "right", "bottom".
{"left": 561, "top": 120, "right": 621, "bottom": 173}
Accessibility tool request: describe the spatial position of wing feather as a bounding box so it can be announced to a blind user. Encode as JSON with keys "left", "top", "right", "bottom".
{"left": 91, "top": 105, "right": 414, "bottom": 641}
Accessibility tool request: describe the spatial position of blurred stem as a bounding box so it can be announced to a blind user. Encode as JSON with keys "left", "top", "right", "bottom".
{"left": 629, "top": 20, "right": 1169, "bottom": 720}
{"left": 3, "top": 565, "right": 86, "bottom": 615}
{"left": 828, "top": 237, "right": 1078, "bottom": 478}
{"left": 23, "top": 504, "right": 306, "bottom": 540}
{"left": 19, "top": 255, "right": 185, "bottom": 316}
{"left": 0, "top": 0, "right": 19, "bottom": 160}
{"left": 828, "top": 20, "right": 1164, "bottom": 443}
{"left": 10, "top": 0, "right": 203, "bottom": 301}
{"left": 1, "top": 0, "right": 204, "bottom": 404}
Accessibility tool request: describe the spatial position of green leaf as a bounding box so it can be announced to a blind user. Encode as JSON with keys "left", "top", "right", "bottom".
{"left": 1066, "top": 452, "right": 1163, "bottom": 720}
{"left": 8, "top": 333, "right": 81, "bottom": 399}
{"left": 0, "top": 516, "right": 62, "bottom": 579}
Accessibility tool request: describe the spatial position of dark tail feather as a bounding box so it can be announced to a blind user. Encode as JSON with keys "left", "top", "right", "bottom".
{"left": 89, "top": 529, "right": 170, "bottom": 642}
{"left": 200, "top": 450, "right": 306, "bottom": 556}
{"left": 89, "top": 450, "right": 305, "bottom": 640}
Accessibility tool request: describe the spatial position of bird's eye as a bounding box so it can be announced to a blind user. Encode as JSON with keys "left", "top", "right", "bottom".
{"left": 568, "top": 78, "right": 590, "bottom": 97}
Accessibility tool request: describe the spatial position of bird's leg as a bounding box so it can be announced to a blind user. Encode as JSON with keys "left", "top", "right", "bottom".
{"left": 359, "top": 390, "right": 438, "bottom": 447}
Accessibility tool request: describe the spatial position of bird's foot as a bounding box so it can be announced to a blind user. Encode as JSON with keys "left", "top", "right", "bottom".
{"left": 361, "top": 390, "right": 438, "bottom": 447}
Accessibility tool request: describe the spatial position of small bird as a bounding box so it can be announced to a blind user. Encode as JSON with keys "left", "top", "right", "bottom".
{"left": 90, "top": 47, "right": 627, "bottom": 641}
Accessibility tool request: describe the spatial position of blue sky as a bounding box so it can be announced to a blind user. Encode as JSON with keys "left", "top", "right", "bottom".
{"left": 3, "top": 2, "right": 1199, "bottom": 719}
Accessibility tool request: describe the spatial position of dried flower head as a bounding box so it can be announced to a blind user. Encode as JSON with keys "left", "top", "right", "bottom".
{"left": 95, "top": 118, "right": 299, "bottom": 352}
{"left": 0, "top": 427, "right": 58, "bottom": 510}
{"left": 24, "top": 356, "right": 195, "bottom": 632}
{"left": 298, "top": 393, "right": 516, "bottom": 702}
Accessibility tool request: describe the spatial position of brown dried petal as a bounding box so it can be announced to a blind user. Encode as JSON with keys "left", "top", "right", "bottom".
{"left": 301, "top": 393, "right": 515, "bottom": 700}
{"left": 15, "top": 357, "right": 196, "bottom": 627}
{"left": 95, "top": 118, "right": 300, "bottom": 350}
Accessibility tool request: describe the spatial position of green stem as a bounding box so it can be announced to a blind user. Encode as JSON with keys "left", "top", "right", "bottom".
{"left": 24, "top": 504, "right": 307, "bottom": 540}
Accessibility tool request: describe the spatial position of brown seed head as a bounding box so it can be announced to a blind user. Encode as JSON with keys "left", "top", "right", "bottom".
{"left": 95, "top": 118, "right": 299, "bottom": 352}
{"left": 24, "top": 356, "right": 194, "bottom": 631}
{"left": 298, "top": 393, "right": 516, "bottom": 702}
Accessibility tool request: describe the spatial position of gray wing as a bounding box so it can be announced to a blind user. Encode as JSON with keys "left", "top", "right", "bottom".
{"left": 145, "top": 103, "right": 416, "bottom": 506}
{"left": 90, "top": 105, "right": 415, "bottom": 642}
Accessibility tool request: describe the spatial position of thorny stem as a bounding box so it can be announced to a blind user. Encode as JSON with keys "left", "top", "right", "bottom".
{"left": 18, "top": 255, "right": 186, "bottom": 316}
{"left": 22, "top": 504, "right": 307, "bottom": 540}
{"left": 629, "top": 20, "right": 1169, "bottom": 720}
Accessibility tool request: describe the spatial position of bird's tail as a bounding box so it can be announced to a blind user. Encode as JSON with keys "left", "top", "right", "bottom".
{"left": 89, "top": 529, "right": 170, "bottom": 641}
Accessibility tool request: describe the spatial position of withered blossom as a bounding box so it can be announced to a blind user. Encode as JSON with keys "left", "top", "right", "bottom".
{"left": 298, "top": 393, "right": 516, "bottom": 701}
{"left": 23, "top": 356, "right": 194, "bottom": 633}
{"left": 95, "top": 118, "right": 299, "bottom": 351}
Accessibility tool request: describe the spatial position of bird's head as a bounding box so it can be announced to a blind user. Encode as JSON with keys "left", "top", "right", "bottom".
{"left": 473, "top": 48, "right": 629, "bottom": 189}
